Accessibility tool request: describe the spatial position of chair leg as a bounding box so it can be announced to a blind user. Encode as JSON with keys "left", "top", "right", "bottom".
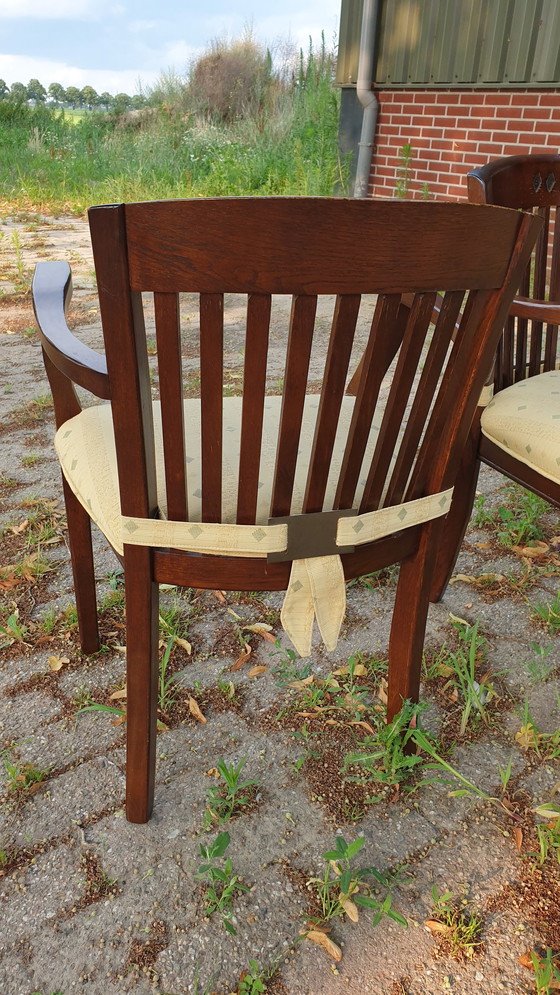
{"left": 124, "top": 545, "right": 159, "bottom": 824}
{"left": 62, "top": 476, "right": 100, "bottom": 654}
{"left": 387, "top": 525, "right": 438, "bottom": 721}
{"left": 429, "top": 416, "right": 482, "bottom": 603}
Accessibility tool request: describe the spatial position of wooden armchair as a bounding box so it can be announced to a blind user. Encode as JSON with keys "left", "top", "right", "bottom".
{"left": 33, "top": 197, "right": 539, "bottom": 822}
{"left": 431, "top": 154, "right": 560, "bottom": 600}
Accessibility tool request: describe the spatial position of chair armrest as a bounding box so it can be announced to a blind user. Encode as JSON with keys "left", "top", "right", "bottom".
{"left": 33, "top": 261, "right": 111, "bottom": 399}
{"left": 509, "top": 295, "right": 560, "bottom": 324}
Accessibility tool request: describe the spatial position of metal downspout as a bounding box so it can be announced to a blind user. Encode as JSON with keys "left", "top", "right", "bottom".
{"left": 354, "top": 0, "right": 380, "bottom": 198}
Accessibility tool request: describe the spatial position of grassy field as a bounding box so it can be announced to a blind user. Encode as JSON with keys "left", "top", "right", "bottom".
{"left": 0, "top": 41, "right": 346, "bottom": 215}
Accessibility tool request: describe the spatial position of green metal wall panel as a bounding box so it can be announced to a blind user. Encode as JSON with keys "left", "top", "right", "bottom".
{"left": 335, "top": 0, "right": 560, "bottom": 87}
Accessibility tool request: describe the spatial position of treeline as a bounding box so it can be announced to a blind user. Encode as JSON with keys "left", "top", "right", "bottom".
{"left": 0, "top": 78, "right": 143, "bottom": 112}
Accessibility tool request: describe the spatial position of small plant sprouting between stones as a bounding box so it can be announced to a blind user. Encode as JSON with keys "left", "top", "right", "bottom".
{"left": 237, "top": 960, "right": 268, "bottom": 995}
{"left": 531, "top": 590, "right": 560, "bottom": 635}
{"left": 203, "top": 757, "right": 259, "bottom": 828}
{"left": 526, "top": 642, "right": 556, "bottom": 682}
{"left": 529, "top": 947, "right": 560, "bottom": 994}
{"left": 342, "top": 701, "right": 427, "bottom": 796}
{"left": 305, "top": 836, "right": 408, "bottom": 933}
{"left": 530, "top": 801, "right": 560, "bottom": 869}
{"left": 444, "top": 620, "right": 498, "bottom": 734}
{"left": 1, "top": 746, "right": 48, "bottom": 796}
{"left": 425, "top": 886, "right": 484, "bottom": 959}
{"left": 395, "top": 142, "right": 413, "bottom": 199}
{"left": 271, "top": 640, "right": 312, "bottom": 686}
{"left": 0, "top": 608, "right": 29, "bottom": 648}
{"left": 196, "top": 831, "right": 248, "bottom": 935}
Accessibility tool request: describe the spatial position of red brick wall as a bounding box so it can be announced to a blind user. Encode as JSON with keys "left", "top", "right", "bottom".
{"left": 370, "top": 89, "right": 560, "bottom": 200}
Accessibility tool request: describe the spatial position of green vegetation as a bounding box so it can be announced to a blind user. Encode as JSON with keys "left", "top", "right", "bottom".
{"left": 203, "top": 757, "right": 259, "bottom": 828}
{"left": 427, "top": 886, "right": 484, "bottom": 959}
{"left": 0, "top": 35, "right": 344, "bottom": 214}
{"left": 196, "top": 831, "right": 249, "bottom": 934}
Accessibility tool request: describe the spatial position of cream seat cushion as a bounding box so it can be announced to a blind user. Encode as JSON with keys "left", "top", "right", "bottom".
{"left": 55, "top": 395, "right": 384, "bottom": 557}
{"left": 480, "top": 369, "right": 560, "bottom": 484}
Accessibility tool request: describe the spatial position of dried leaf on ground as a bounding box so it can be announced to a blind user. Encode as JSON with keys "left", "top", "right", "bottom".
{"left": 304, "top": 930, "right": 343, "bottom": 961}
{"left": 425, "top": 919, "right": 452, "bottom": 934}
{"left": 230, "top": 644, "right": 252, "bottom": 671}
{"left": 188, "top": 697, "right": 207, "bottom": 723}
{"left": 109, "top": 687, "right": 128, "bottom": 700}
{"left": 513, "top": 827, "right": 523, "bottom": 852}
{"left": 174, "top": 635, "right": 192, "bottom": 654}
{"left": 247, "top": 665, "right": 267, "bottom": 677}
{"left": 512, "top": 541, "right": 549, "bottom": 557}
{"left": 48, "top": 655, "right": 69, "bottom": 672}
{"left": 339, "top": 895, "right": 359, "bottom": 922}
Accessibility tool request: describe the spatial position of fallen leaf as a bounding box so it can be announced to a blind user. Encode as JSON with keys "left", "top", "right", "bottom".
{"left": 205, "top": 767, "right": 220, "bottom": 778}
{"left": 226, "top": 608, "right": 242, "bottom": 620}
{"left": 212, "top": 590, "right": 226, "bottom": 604}
{"left": 188, "top": 697, "right": 207, "bottom": 723}
{"left": 0, "top": 574, "right": 20, "bottom": 590}
{"left": 10, "top": 519, "right": 29, "bottom": 534}
{"left": 304, "top": 930, "right": 343, "bottom": 961}
{"left": 424, "top": 918, "right": 451, "bottom": 934}
{"left": 350, "top": 720, "right": 376, "bottom": 735}
{"left": 513, "top": 827, "right": 523, "bottom": 852}
{"left": 109, "top": 687, "right": 128, "bottom": 700}
{"left": 448, "top": 612, "right": 469, "bottom": 627}
{"left": 450, "top": 573, "right": 476, "bottom": 585}
{"left": 339, "top": 895, "right": 359, "bottom": 922}
{"left": 512, "top": 541, "right": 549, "bottom": 558}
{"left": 230, "top": 644, "right": 252, "bottom": 671}
{"left": 475, "top": 542, "right": 492, "bottom": 549}
{"left": 48, "top": 655, "right": 69, "bottom": 672}
{"left": 247, "top": 665, "right": 267, "bottom": 677}
{"left": 377, "top": 679, "right": 388, "bottom": 705}
{"left": 515, "top": 723, "right": 540, "bottom": 749}
{"left": 243, "top": 623, "right": 273, "bottom": 634}
{"left": 288, "top": 675, "right": 314, "bottom": 690}
{"left": 174, "top": 635, "right": 192, "bottom": 654}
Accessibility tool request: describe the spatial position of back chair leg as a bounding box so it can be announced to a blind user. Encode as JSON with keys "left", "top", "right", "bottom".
{"left": 124, "top": 546, "right": 159, "bottom": 823}
{"left": 387, "top": 526, "right": 438, "bottom": 721}
{"left": 429, "top": 416, "right": 482, "bottom": 603}
{"left": 62, "top": 476, "right": 100, "bottom": 654}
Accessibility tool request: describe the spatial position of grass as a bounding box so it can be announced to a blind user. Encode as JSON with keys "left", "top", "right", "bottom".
{"left": 0, "top": 38, "right": 343, "bottom": 214}
{"left": 427, "top": 886, "right": 484, "bottom": 959}
{"left": 473, "top": 485, "right": 550, "bottom": 547}
{"left": 531, "top": 591, "right": 560, "bottom": 634}
{"left": 203, "top": 757, "right": 259, "bottom": 828}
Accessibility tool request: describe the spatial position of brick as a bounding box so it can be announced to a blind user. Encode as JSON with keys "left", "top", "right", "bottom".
{"left": 533, "top": 119, "right": 560, "bottom": 135}
{"left": 484, "top": 93, "right": 512, "bottom": 105}
{"left": 494, "top": 105, "right": 525, "bottom": 118}
{"left": 522, "top": 106, "right": 554, "bottom": 119}
{"left": 510, "top": 92, "right": 541, "bottom": 105}
{"left": 538, "top": 93, "right": 560, "bottom": 106}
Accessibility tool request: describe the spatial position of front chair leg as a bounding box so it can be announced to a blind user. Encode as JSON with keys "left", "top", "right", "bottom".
{"left": 62, "top": 476, "right": 100, "bottom": 654}
{"left": 124, "top": 545, "right": 159, "bottom": 823}
{"left": 387, "top": 525, "right": 438, "bottom": 722}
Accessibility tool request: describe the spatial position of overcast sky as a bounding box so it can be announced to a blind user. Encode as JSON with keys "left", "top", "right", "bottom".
{"left": 0, "top": 0, "right": 342, "bottom": 95}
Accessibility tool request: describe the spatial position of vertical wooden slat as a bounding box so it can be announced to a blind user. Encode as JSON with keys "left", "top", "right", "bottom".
{"left": 154, "top": 292, "right": 187, "bottom": 521}
{"left": 514, "top": 258, "right": 531, "bottom": 381}
{"left": 385, "top": 290, "right": 465, "bottom": 506}
{"left": 335, "top": 294, "right": 404, "bottom": 510}
{"left": 200, "top": 292, "right": 224, "bottom": 523}
{"left": 303, "top": 294, "right": 361, "bottom": 513}
{"left": 529, "top": 205, "right": 549, "bottom": 375}
{"left": 359, "top": 292, "right": 437, "bottom": 513}
{"left": 270, "top": 295, "right": 317, "bottom": 517}
{"left": 237, "top": 293, "right": 271, "bottom": 524}
{"left": 545, "top": 205, "right": 560, "bottom": 369}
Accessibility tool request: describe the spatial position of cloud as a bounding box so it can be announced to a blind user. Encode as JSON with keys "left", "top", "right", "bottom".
{"left": 0, "top": 0, "right": 98, "bottom": 17}
{"left": 0, "top": 55, "right": 157, "bottom": 94}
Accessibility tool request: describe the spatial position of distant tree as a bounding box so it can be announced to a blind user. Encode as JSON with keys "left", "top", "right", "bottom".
{"left": 0, "top": 79, "right": 9, "bottom": 99}
{"left": 80, "top": 85, "right": 98, "bottom": 109}
{"left": 27, "top": 78, "right": 47, "bottom": 102}
{"left": 65, "top": 86, "right": 81, "bottom": 108}
{"left": 131, "top": 93, "right": 147, "bottom": 109}
{"left": 48, "top": 82, "right": 66, "bottom": 105}
{"left": 9, "top": 82, "right": 27, "bottom": 102}
{"left": 112, "top": 92, "right": 132, "bottom": 114}
{"left": 98, "top": 91, "right": 113, "bottom": 110}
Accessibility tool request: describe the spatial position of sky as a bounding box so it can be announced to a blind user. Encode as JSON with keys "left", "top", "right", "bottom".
{"left": 0, "top": 0, "right": 342, "bottom": 96}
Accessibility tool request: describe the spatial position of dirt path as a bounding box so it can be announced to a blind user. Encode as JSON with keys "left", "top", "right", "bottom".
{"left": 0, "top": 214, "right": 559, "bottom": 995}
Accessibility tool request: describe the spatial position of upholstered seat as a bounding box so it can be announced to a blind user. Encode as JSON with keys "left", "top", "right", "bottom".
{"left": 480, "top": 370, "right": 560, "bottom": 485}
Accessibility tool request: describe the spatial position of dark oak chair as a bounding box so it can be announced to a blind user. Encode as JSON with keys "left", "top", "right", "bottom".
{"left": 33, "top": 197, "right": 539, "bottom": 822}
{"left": 431, "top": 154, "right": 560, "bottom": 600}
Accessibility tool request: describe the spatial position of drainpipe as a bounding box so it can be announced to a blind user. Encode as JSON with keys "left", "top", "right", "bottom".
{"left": 354, "top": 0, "right": 380, "bottom": 198}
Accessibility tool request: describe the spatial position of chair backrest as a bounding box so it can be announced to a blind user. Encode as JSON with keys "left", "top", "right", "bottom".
{"left": 467, "top": 154, "right": 560, "bottom": 387}
{"left": 87, "top": 198, "right": 539, "bottom": 563}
